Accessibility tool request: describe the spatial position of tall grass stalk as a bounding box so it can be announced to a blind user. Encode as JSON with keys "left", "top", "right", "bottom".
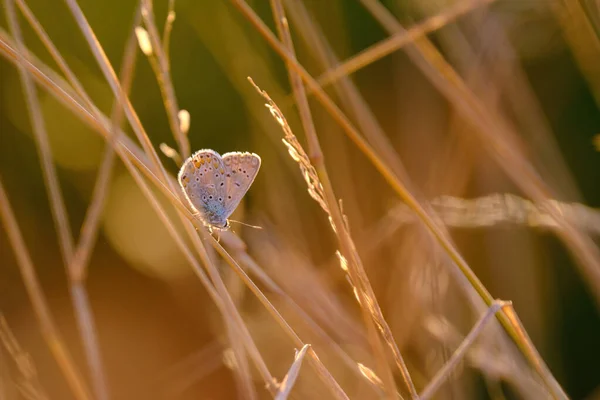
{"left": 4, "top": 0, "right": 109, "bottom": 398}
{"left": 268, "top": 0, "right": 411, "bottom": 397}
{"left": 0, "top": 178, "right": 92, "bottom": 400}
{"left": 233, "top": 1, "right": 571, "bottom": 397}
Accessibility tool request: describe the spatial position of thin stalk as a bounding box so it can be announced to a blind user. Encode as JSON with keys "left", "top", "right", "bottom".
{"left": 236, "top": 252, "right": 380, "bottom": 395}
{"left": 14, "top": 0, "right": 95, "bottom": 108}
{"left": 230, "top": 2, "right": 569, "bottom": 398}
{"left": 211, "top": 235, "right": 350, "bottom": 400}
{"left": 6, "top": 0, "right": 74, "bottom": 274}
{"left": 5, "top": 1, "right": 109, "bottom": 398}
{"left": 356, "top": 0, "right": 600, "bottom": 305}
{"left": 62, "top": 0, "right": 170, "bottom": 182}
{"left": 140, "top": 0, "right": 190, "bottom": 158}
{"left": 124, "top": 160, "right": 266, "bottom": 398}
{"left": 144, "top": 3, "right": 260, "bottom": 392}
{"left": 9, "top": 5, "right": 261, "bottom": 395}
{"left": 61, "top": 2, "right": 266, "bottom": 394}
{"left": 0, "top": 29, "right": 346, "bottom": 399}
{"left": 71, "top": 12, "right": 142, "bottom": 400}
{"left": 0, "top": 179, "right": 92, "bottom": 400}
{"left": 162, "top": 0, "right": 176, "bottom": 66}
{"left": 71, "top": 6, "right": 142, "bottom": 282}
{"left": 356, "top": 2, "right": 588, "bottom": 397}
{"left": 274, "top": 344, "right": 311, "bottom": 400}
{"left": 268, "top": 0, "right": 404, "bottom": 397}
{"left": 315, "top": 0, "right": 496, "bottom": 90}
{"left": 420, "top": 300, "right": 510, "bottom": 399}
{"left": 135, "top": 8, "right": 259, "bottom": 390}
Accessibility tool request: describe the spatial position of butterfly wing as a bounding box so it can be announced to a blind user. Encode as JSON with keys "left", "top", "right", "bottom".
{"left": 221, "top": 152, "right": 261, "bottom": 217}
{"left": 178, "top": 149, "right": 228, "bottom": 227}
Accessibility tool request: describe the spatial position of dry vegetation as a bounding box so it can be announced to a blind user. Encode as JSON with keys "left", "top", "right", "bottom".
{"left": 0, "top": 0, "right": 600, "bottom": 399}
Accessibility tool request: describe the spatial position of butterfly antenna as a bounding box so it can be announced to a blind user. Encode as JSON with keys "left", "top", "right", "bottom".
{"left": 228, "top": 219, "right": 263, "bottom": 230}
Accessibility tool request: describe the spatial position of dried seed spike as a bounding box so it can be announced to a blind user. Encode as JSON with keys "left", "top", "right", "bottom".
{"left": 357, "top": 363, "right": 383, "bottom": 388}
{"left": 335, "top": 250, "right": 348, "bottom": 272}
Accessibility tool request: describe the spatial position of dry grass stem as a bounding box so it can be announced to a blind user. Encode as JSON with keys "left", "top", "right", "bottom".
{"left": 552, "top": 0, "right": 600, "bottom": 108}
{"left": 162, "top": 0, "right": 176, "bottom": 63}
{"left": 71, "top": 5, "right": 142, "bottom": 283}
{"left": 234, "top": 0, "right": 570, "bottom": 396}
{"left": 248, "top": 76, "right": 415, "bottom": 398}
{"left": 62, "top": 0, "right": 170, "bottom": 181}
{"left": 357, "top": 0, "right": 600, "bottom": 323}
{"left": 210, "top": 232, "right": 351, "bottom": 400}
{"left": 6, "top": 0, "right": 74, "bottom": 274}
{"left": 5, "top": 0, "right": 110, "bottom": 398}
{"left": 140, "top": 0, "right": 190, "bottom": 158}
{"left": 15, "top": 1, "right": 261, "bottom": 396}
{"left": 424, "top": 316, "right": 546, "bottom": 397}
{"left": 233, "top": 252, "right": 382, "bottom": 396}
{"left": 0, "top": 178, "right": 92, "bottom": 400}
{"left": 120, "top": 152, "right": 268, "bottom": 398}
{"left": 0, "top": 27, "right": 525, "bottom": 400}
{"left": 45, "top": 3, "right": 347, "bottom": 396}
{"left": 316, "top": 0, "right": 497, "bottom": 90}
{"left": 274, "top": 344, "right": 311, "bottom": 400}
{"left": 0, "top": 315, "right": 48, "bottom": 400}
{"left": 420, "top": 300, "right": 511, "bottom": 399}
{"left": 384, "top": 194, "right": 600, "bottom": 236}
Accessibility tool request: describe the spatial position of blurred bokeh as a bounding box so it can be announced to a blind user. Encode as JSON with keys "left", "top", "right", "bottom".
{"left": 1, "top": 0, "right": 600, "bottom": 399}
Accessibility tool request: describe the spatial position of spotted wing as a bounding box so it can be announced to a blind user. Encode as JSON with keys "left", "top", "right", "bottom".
{"left": 221, "top": 152, "right": 261, "bottom": 217}
{"left": 178, "top": 149, "right": 227, "bottom": 223}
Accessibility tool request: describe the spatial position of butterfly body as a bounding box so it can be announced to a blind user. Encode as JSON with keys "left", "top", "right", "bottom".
{"left": 178, "top": 149, "right": 261, "bottom": 230}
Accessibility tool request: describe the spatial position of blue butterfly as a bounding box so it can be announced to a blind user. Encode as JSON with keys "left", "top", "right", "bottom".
{"left": 178, "top": 149, "right": 261, "bottom": 230}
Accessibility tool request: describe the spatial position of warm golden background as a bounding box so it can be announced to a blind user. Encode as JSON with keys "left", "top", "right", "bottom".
{"left": 1, "top": 0, "right": 600, "bottom": 399}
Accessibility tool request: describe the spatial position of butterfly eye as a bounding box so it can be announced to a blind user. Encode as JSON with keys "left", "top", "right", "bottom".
{"left": 228, "top": 196, "right": 232, "bottom": 199}
{"left": 195, "top": 177, "right": 200, "bottom": 182}
{"left": 220, "top": 183, "right": 224, "bottom": 187}
{"left": 218, "top": 197, "right": 222, "bottom": 201}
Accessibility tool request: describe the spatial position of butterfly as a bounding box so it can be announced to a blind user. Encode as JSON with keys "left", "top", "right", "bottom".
{"left": 177, "top": 149, "right": 261, "bottom": 231}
